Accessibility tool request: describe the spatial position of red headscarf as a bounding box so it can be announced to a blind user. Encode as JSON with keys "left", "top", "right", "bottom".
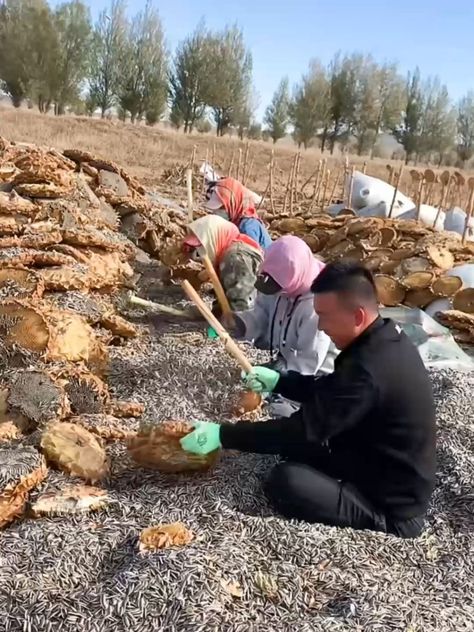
{"left": 184, "top": 216, "right": 262, "bottom": 266}
{"left": 212, "top": 177, "right": 261, "bottom": 225}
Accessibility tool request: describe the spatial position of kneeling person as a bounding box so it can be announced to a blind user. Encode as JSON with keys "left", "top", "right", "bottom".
{"left": 181, "top": 262, "right": 436, "bottom": 538}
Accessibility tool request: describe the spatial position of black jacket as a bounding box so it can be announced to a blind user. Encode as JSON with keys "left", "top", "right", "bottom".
{"left": 221, "top": 318, "right": 436, "bottom": 520}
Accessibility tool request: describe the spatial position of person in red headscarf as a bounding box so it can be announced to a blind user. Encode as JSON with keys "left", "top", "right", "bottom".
{"left": 183, "top": 215, "right": 263, "bottom": 312}
{"left": 205, "top": 177, "right": 272, "bottom": 249}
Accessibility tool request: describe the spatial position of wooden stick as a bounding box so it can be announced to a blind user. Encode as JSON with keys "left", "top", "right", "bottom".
{"left": 294, "top": 151, "right": 302, "bottom": 206}
{"left": 201, "top": 147, "right": 209, "bottom": 195}
{"left": 258, "top": 154, "right": 272, "bottom": 211}
{"left": 343, "top": 157, "right": 350, "bottom": 200}
{"left": 243, "top": 154, "right": 254, "bottom": 187}
{"left": 462, "top": 185, "right": 474, "bottom": 243}
{"left": 236, "top": 148, "right": 243, "bottom": 182}
{"left": 320, "top": 169, "right": 331, "bottom": 212}
{"left": 290, "top": 152, "right": 300, "bottom": 216}
{"left": 242, "top": 142, "right": 250, "bottom": 183}
{"left": 301, "top": 161, "right": 319, "bottom": 193}
{"left": 362, "top": 161, "right": 367, "bottom": 175}
{"left": 212, "top": 143, "right": 216, "bottom": 170}
{"left": 388, "top": 164, "right": 404, "bottom": 219}
{"left": 314, "top": 158, "right": 327, "bottom": 209}
{"left": 347, "top": 166, "right": 356, "bottom": 208}
{"left": 227, "top": 148, "right": 236, "bottom": 177}
{"left": 181, "top": 280, "right": 253, "bottom": 373}
{"left": 147, "top": 229, "right": 160, "bottom": 253}
{"left": 329, "top": 168, "right": 343, "bottom": 205}
{"left": 189, "top": 145, "right": 197, "bottom": 170}
{"left": 415, "top": 177, "right": 425, "bottom": 221}
{"left": 434, "top": 177, "right": 450, "bottom": 229}
{"left": 269, "top": 150, "right": 275, "bottom": 214}
{"left": 283, "top": 154, "right": 296, "bottom": 215}
{"left": 128, "top": 293, "right": 189, "bottom": 317}
{"left": 186, "top": 168, "right": 193, "bottom": 222}
{"left": 202, "top": 255, "right": 233, "bottom": 319}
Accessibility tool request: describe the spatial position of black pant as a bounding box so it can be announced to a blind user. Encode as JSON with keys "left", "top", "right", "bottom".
{"left": 265, "top": 462, "right": 424, "bottom": 538}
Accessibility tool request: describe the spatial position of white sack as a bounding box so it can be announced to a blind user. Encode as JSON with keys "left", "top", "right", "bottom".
{"left": 398, "top": 205, "right": 446, "bottom": 231}
{"left": 347, "top": 171, "right": 414, "bottom": 215}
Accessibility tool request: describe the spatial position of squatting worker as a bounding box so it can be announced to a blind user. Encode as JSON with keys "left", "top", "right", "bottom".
{"left": 183, "top": 215, "right": 263, "bottom": 311}
{"left": 205, "top": 177, "right": 272, "bottom": 249}
{"left": 231, "top": 235, "right": 335, "bottom": 418}
{"left": 181, "top": 262, "right": 436, "bottom": 538}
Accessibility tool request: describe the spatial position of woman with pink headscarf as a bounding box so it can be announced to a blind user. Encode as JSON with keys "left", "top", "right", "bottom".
{"left": 234, "top": 235, "right": 334, "bottom": 417}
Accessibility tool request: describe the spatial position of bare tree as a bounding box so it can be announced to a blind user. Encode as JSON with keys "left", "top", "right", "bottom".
{"left": 205, "top": 25, "right": 252, "bottom": 136}
{"left": 392, "top": 69, "right": 425, "bottom": 163}
{"left": 88, "top": 0, "right": 127, "bottom": 118}
{"left": 419, "top": 78, "right": 455, "bottom": 164}
{"left": 369, "top": 62, "right": 404, "bottom": 157}
{"left": 457, "top": 93, "right": 474, "bottom": 166}
{"left": 54, "top": 1, "right": 92, "bottom": 115}
{"left": 169, "top": 21, "right": 212, "bottom": 133}
{"left": 327, "top": 52, "right": 361, "bottom": 154}
{"left": 264, "top": 77, "right": 290, "bottom": 144}
{"left": 291, "top": 60, "right": 330, "bottom": 149}
{"left": 0, "top": 0, "right": 34, "bottom": 107}
{"left": 119, "top": 1, "right": 168, "bottom": 124}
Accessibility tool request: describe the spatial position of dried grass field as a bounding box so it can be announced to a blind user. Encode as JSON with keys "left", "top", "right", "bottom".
{"left": 0, "top": 107, "right": 397, "bottom": 202}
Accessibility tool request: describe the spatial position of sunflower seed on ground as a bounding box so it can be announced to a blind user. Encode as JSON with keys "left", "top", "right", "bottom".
{"left": 0, "top": 322, "right": 472, "bottom": 632}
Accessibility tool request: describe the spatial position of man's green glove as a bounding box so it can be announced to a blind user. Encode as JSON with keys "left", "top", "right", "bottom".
{"left": 180, "top": 421, "right": 222, "bottom": 455}
{"left": 207, "top": 326, "right": 219, "bottom": 339}
{"left": 242, "top": 367, "right": 280, "bottom": 393}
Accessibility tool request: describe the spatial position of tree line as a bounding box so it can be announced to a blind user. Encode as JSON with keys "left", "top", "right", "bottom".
{"left": 1, "top": 0, "right": 474, "bottom": 165}
{"left": 265, "top": 57, "right": 474, "bottom": 166}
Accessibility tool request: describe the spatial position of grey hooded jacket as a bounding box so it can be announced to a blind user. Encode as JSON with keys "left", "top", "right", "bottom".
{"left": 236, "top": 291, "right": 335, "bottom": 376}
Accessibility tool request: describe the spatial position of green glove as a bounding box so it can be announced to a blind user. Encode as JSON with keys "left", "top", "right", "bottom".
{"left": 242, "top": 367, "right": 280, "bottom": 393}
{"left": 180, "top": 421, "right": 222, "bottom": 455}
{"left": 207, "top": 326, "right": 219, "bottom": 339}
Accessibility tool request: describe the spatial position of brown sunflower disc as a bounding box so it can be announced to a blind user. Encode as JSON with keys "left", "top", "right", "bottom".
{"left": 390, "top": 247, "right": 417, "bottom": 261}
{"left": 404, "top": 288, "right": 436, "bottom": 309}
{"left": 301, "top": 234, "right": 320, "bottom": 253}
{"left": 326, "top": 226, "right": 349, "bottom": 248}
{"left": 432, "top": 275, "right": 463, "bottom": 297}
{"left": 374, "top": 275, "right": 406, "bottom": 307}
{"left": 346, "top": 218, "right": 375, "bottom": 236}
{"left": 402, "top": 271, "right": 435, "bottom": 290}
{"left": 453, "top": 171, "right": 465, "bottom": 186}
{"left": 453, "top": 288, "right": 474, "bottom": 314}
{"left": 364, "top": 256, "right": 383, "bottom": 272}
{"left": 453, "top": 329, "right": 474, "bottom": 343}
{"left": 426, "top": 245, "right": 454, "bottom": 272}
{"left": 311, "top": 229, "right": 329, "bottom": 249}
{"left": 342, "top": 246, "right": 365, "bottom": 261}
{"left": 437, "top": 310, "right": 474, "bottom": 330}
{"left": 440, "top": 170, "right": 450, "bottom": 186}
{"left": 380, "top": 227, "right": 397, "bottom": 247}
{"left": 372, "top": 248, "right": 394, "bottom": 259}
{"left": 360, "top": 230, "right": 382, "bottom": 250}
{"left": 424, "top": 169, "right": 436, "bottom": 184}
{"left": 379, "top": 260, "right": 400, "bottom": 274}
{"left": 128, "top": 420, "right": 219, "bottom": 474}
{"left": 326, "top": 239, "right": 353, "bottom": 258}
{"left": 401, "top": 257, "right": 431, "bottom": 275}
{"left": 0, "top": 303, "right": 49, "bottom": 352}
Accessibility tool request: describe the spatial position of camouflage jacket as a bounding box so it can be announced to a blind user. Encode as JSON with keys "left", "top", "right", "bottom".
{"left": 218, "top": 242, "right": 263, "bottom": 312}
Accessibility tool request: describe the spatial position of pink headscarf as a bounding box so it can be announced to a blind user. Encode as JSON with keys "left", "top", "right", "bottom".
{"left": 261, "top": 235, "right": 325, "bottom": 297}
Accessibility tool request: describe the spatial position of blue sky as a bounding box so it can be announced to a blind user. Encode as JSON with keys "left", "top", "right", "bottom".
{"left": 59, "top": 0, "right": 474, "bottom": 119}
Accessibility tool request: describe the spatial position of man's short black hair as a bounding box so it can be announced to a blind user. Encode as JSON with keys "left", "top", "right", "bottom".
{"left": 311, "top": 261, "right": 378, "bottom": 309}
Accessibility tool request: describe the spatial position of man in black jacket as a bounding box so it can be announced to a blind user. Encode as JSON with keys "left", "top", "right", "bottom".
{"left": 181, "top": 262, "right": 437, "bottom": 538}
